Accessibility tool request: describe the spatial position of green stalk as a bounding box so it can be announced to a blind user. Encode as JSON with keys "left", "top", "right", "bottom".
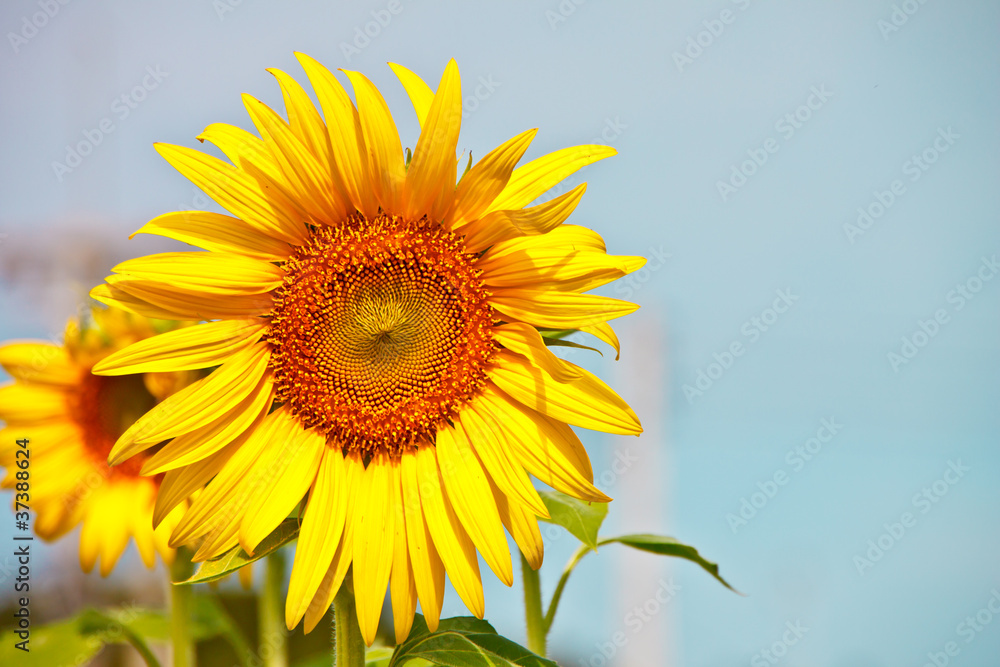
{"left": 261, "top": 551, "right": 289, "bottom": 667}
{"left": 170, "top": 551, "right": 195, "bottom": 667}
{"left": 542, "top": 545, "right": 590, "bottom": 634}
{"left": 520, "top": 553, "right": 547, "bottom": 657}
{"left": 332, "top": 574, "right": 365, "bottom": 667}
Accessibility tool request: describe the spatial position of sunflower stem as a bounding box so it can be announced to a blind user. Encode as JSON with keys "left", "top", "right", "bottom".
{"left": 542, "top": 544, "right": 590, "bottom": 634}
{"left": 521, "top": 552, "right": 547, "bottom": 657}
{"left": 332, "top": 574, "right": 365, "bottom": 667}
{"left": 261, "top": 550, "right": 289, "bottom": 667}
{"left": 169, "top": 551, "right": 195, "bottom": 667}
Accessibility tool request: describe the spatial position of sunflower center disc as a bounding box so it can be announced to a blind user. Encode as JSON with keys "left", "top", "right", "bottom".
{"left": 70, "top": 373, "right": 157, "bottom": 477}
{"left": 267, "top": 215, "right": 497, "bottom": 456}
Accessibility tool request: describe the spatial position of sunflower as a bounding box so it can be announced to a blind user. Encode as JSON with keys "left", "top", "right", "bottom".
{"left": 0, "top": 306, "right": 194, "bottom": 576}
{"left": 90, "top": 55, "right": 644, "bottom": 644}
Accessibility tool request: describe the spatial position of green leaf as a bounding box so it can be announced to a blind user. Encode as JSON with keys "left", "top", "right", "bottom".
{"left": 537, "top": 329, "right": 575, "bottom": 340}
{"left": 182, "top": 519, "right": 299, "bottom": 584}
{"left": 389, "top": 615, "right": 557, "bottom": 667}
{"left": 191, "top": 595, "right": 254, "bottom": 659}
{"left": 540, "top": 336, "right": 603, "bottom": 356}
{"left": 365, "top": 646, "right": 395, "bottom": 666}
{"left": 0, "top": 606, "right": 169, "bottom": 667}
{"left": 538, "top": 490, "right": 608, "bottom": 550}
{"left": 600, "top": 534, "right": 740, "bottom": 593}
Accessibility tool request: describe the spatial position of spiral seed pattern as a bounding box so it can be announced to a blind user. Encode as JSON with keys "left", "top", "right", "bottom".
{"left": 266, "top": 215, "right": 497, "bottom": 456}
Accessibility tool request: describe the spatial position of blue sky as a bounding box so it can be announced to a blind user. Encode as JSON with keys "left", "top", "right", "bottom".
{"left": 1, "top": 1, "right": 998, "bottom": 665}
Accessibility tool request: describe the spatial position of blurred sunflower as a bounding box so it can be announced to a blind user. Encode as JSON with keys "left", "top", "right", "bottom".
{"left": 91, "top": 55, "right": 644, "bottom": 644}
{"left": 0, "top": 306, "right": 194, "bottom": 576}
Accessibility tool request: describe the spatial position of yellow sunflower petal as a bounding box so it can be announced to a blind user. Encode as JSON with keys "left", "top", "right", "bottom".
{"left": 132, "top": 211, "right": 292, "bottom": 260}
{"left": 399, "top": 449, "right": 446, "bottom": 631}
{"left": 0, "top": 342, "right": 78, "bottom": 386}
{"left": 239, "top": 425, "right": 324, "bottom": 553}
{"left": 267, "top": 67, "right": 338, "bottom": 178}
{"left": 243, "top": 94, "right": 348, "bottom": 224}
{"left": 484, "top": 224, "right": 607, "bottom": 259}
{"left": 153, "top": 440, "right": 240, "bottom": 528}
{"left": 78, "top": 501, "right": 103, "bottom": 573}
{"left": 295, "top": 52, "right": 378, "bottom": 217}
{"left": 388, "top": 63, "right": 434, "bottom": 127}
{"left": 0, "top": 383, "right": 68, "bottom": 424}
{"left": 353, "top": 452, "right": 396, "bottom": 646}
{"left": 435, "top": 423, "right": 513, "bottom": 586}
{"left": 140, "top": 378, "right": 273, "bottom": 475}
{"left": 457, "top": 403, "right": 548, "bottom": 517}
{"left": 94, "top": 280, "right": 274, "bottom": 321}
{"left": 154, "top": 142, "right": 308, "bottom": 245}
{"left": 477, "top": 385, "right": 612, "bottom": 503}
{"left": 342, "top": 69, "right": 406, "bottom": 215}
{"left": 491, "top": 479, "right": 544, "bottom": 570}
{"left": 196, "top": 122, "right": 290, "bottom": 190}
{"left": 492, "top": 322, "right": 582, "bottom": 383}
{"left": 411, "top": 445, "right": 484, "bottom": 618}
{"left": 489, "top": 288, "right": 638, "bottom": 329}
{"left": 404, "top": 59, "right": 461, "bottom": 220}
{"left": 169, "top": 405, "right": 283, "bottom": 547}
{"left": 390, "top": 466, "right": 418, "bottom": 644}
{"left": 112, "top": 252, "right": 284, "bottom": 296}
{"left": 445, "top": 129, "right": 537, "bottom": 229}
{"left": 89, "top": 284, "right": 197, "bottom": 322}
{"left": 286, "top": 447, "right": 350, "bottom": 630}
{"left": 94, "top": 319, "right": 266, "bottom": 375}
{"left": 463, "top": 183, "right": 587, "bottom": 252}
{"left": 486, "top": 144, "right": 616, "bottom": 212}
{"left": 580, "top": 321, "right": 621, "bottom": 360}
{"left": 490, "top": 350, "right": 640, "bottom": 436}
{"left": 479, "top": 244, "right": 645, "bottom": 292}
{"left": 109, "top": 343, "right": 271, "bottom": 462}
{"left": 302, "top": 453, "right": 363, "bottom": 633}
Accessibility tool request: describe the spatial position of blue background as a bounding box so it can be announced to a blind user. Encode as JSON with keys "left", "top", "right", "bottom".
{"left": 1, "top": 1, "right": 998, "bottom": 665}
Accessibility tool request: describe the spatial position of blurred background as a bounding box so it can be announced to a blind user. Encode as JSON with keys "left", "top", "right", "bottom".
{"left": 2, "top": 0, "right": 999, "bottom": 665}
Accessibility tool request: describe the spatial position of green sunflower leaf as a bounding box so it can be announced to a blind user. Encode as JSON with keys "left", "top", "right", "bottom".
{"left": 0, "top": 606, "right": 168, "bottom": 667}
{"left": 598, "top": 534, "right": 740, "bottom": 593}
{"left": 540, "top": 336, "right": 603, "bottom": 356}
{"left": 389, "top": 614, "right": 557, "bottom": 667}
{"left": 0, "top": 598, "right": 252, "bottom": 667}
{"left": 538, "top": 490, "right": 608, "bottom": 551}
{"left": 181, "top": 518, "right": 300, "bottom": 584}
{"left": 537, "top": 328, "right": 575, "bottom": 340}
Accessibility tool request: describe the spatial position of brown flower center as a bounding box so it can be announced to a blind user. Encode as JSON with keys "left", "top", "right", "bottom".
{"left": 70, "top": 373, "right": 157, "bottom": 477}
{"left": 265, "top": 215, "right": 497, "bottom": 456}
